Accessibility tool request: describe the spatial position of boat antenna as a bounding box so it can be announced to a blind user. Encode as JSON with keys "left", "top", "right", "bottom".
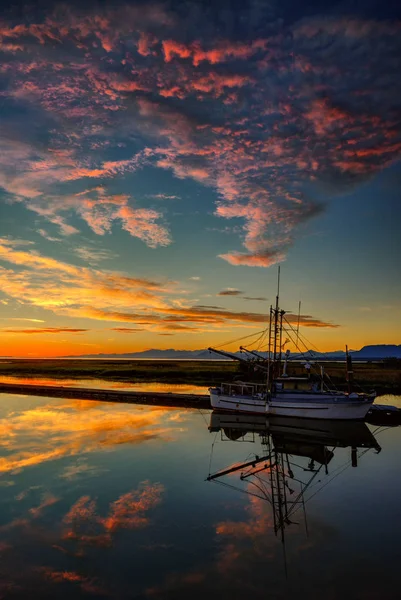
{"left": 276, "top": 265, "right": 281, "bottom": 313}
{"left": 345, "top": 345, "right": 354, "bottom": 395}
{"left": 296, "top": 300, "right": 301, "bottom": 348}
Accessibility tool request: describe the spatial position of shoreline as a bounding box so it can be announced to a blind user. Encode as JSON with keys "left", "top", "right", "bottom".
{"left": 0, "top": 358, "right": 400, "bottom": 395}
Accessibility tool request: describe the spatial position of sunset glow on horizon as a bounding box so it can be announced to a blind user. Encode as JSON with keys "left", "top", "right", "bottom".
{"left": 0, "top": 0, "right": 400, "bottom": 357}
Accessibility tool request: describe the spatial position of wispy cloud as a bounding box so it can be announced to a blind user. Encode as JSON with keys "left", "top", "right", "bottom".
{"left": 0, "top": 318, "right": 46, "bottom": 323}
{"left": 217, "top": 289, "right": 244, "bottom": 296}
{"left": 110, "top": 327, "right": 144, "bottom": 333}
{"left": 0, "top": 327, "right": 88, "bottom": 334}
{"left": 0, "top": 239, "right": 338, "bottom": 333}
{"left": 243, "top": 296, "right": 267, "bottom": 302}
{"left": 74, "top": 245, "right": 117, "bottom": 264}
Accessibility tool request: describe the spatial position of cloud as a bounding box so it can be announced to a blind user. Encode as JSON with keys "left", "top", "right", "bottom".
{"left": 110, "top": 327, "right": 144, "bottom": 333}
{"left": 80, "top": 304, "right": 337, "bottom": 329}
{"left": 28, "top": 493, "right": 60, "bottom": 518}
{"left": 162, "top": 38, "right": 267, "bottom": 66}
{"left": 59, "top": 460, "right": 105, "bottom": 481}
{"left": 0, "top": 399, "right": 186, "bottom": 475}
{"left": 0, "top": 239, "right": 337, "bottom": 334}
{"left": 217, "top": 289, "right": 244, "bottom": 296}
{"left": 74, "top": 246, "right": 117, "bottom": 264}
{"left": 1, "top": 327, "right": 89, "bottom": 334}
{"left": 219, "top": 250, "right": 286, "bottom": 268}
{"left": 0, "top": 3, "right": 399, "bottom": 268}
{"left": 0, "top": 318, "right": 46, "bottom": 323}
{"left": 148, "top": 193, "right": 180, "bottom": 200}
{"left": 0, "top": 238, "right": 172, "bottom": 316}
{"left": 242, "top": 296, "right": 267, "bottom": 302}
{"left": 60, "top": 480, "right": 165, "bottom": 552}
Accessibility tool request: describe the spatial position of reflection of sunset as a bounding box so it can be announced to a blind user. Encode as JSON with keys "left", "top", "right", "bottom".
{"left": 0, "top": 375, "right": 208, "bottom": 395}
{"left": 1, "top": 479, "right": 164, "bottom": 595}
{"left": 216, "top": 495, "right": 273, "bottom": 542}
{"left": 0, "top": 397, "right": 188, "bottom": 475}
{"left": 147, "top": 493, "right": 276, "bottom": 597}
{"left": 61, "top": 481, "right": 165, "bottom": 551}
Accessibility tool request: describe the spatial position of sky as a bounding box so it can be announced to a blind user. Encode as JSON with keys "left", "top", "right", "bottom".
{"left": 0, "top": 0, "right": 400, "bottom": 357}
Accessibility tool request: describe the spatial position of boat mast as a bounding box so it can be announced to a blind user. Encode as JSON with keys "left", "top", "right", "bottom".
{"left": 274, "top": 266, "right": 280, "bottom": 363}
{"left": 296, "top": 300, "right": 301, "bottom": 349}
{"left": 266, "top": 305, "right": 273, "bottom": 392}
{"left": 268, "top": 266, "right": 283, "bottom": 389}
{"left": 345, "top": 345, "right": 354, "bottom": 394}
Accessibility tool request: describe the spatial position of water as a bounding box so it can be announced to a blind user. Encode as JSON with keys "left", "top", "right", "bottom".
{"left": 0, "top": 392, "right": 400, "bottom": 599}
{"left": 0, "top": 375, "right": 208, "bottom": 395}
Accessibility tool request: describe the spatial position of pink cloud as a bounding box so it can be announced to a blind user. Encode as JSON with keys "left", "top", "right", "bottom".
{"left": 162, "top": 38, "right": 267, "bottom": 66}
{"left": 0, "top": 6, "right": 400, "bottom": 269}
{"left": 219, "top": 250, "right": 285, "bottom": 267}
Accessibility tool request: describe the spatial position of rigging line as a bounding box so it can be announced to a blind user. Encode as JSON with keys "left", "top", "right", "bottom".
{"left": 283, "top": 321, "right": 338, "bottom": 391}
{"left": 284, "top": 317, "right": 334, "bottom": 376}
{"left": 245, "top": 477, "right": 272, "bottom": 502}
{"left": 282, "top": 323, "right": 317, "bottom": 359}
{"left": 197, "top": 409, "right": 210, "bottom": 427}
{"left": 302, "top": 460, "right": 354, "bottom": 505}
{"left": 209, "top": 479, "right": 271, "bottom": 503}
{"left": 253, "top": 473, "right": 274, "bottom": 499}
{"left": 287, "top": 325, "right": 351, "bottom": 389}
{"left": 295, "top": 446, "right": 375, "bottom": 514}
{"left": 283, "top": 319, "right": 319, "bottom": 357}
{"left": 287, "top": 322, "right": 322, "bottom": 354}
{"left": 208, "top": 431, "right": 219, "bottom": 478}
{"left": 255, "top": 328, "right": 269, "bottom": 352}
{"left": 284, "top": 317, "right": 324, "bottom": 370}
{"left": 213, "top": 328, "right": 269, "bottom": 349}
{"left": 372, "top": 425, "right": 394, "bottom": 437}
{"left": 247, "top": 329, "right": 269, "bottom": 352}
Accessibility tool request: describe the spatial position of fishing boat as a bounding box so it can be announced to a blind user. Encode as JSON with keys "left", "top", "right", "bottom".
{"left": 209, "top": 268, "right": 376, "bottom": 420}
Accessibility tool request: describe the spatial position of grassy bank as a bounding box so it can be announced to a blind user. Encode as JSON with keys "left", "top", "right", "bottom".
{"left": 286, "top": 361, "right": 401, "bottom": 395}
{"left": 0, "top": 359, "right": 400, "bottom": 394}
{"left": 0, "top": 359, "right": 238, "bottom": 385}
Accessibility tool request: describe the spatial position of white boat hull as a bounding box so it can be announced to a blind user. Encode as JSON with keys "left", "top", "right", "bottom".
{"left": 209, "top": 388, "right": 267, "bottom": 414}
{"left": 209, "top": 388, "right": 374, "bottom": 420}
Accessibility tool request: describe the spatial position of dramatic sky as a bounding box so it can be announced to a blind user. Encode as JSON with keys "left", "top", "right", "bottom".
{"left": 0, "top": 0, "right": 400, "bottom": 357}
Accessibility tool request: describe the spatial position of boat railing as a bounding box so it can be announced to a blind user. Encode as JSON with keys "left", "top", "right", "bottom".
{"left": 220, "top": 382, "right": 267, "bottom": 397}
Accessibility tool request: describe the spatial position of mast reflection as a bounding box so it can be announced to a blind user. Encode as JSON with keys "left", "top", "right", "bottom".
{"left": 207, "top": 413, "right": 381, "bottom": 544}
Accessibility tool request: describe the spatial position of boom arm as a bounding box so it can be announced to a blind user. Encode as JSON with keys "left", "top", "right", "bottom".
{"left": 208, "top": 347, "right": 248, "bottom": 363}
{"left": 240, "top": 346, "right": 267, "bottom": 361}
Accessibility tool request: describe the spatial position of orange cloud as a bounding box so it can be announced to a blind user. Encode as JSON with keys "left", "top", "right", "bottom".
{"left": 110, "top": 327, "right": 144, "bottom": 333}
{"left": 79, "top": 304, "right": 337, "bottom": 329}
{"left": 61, "top": 481, "right": 164, "bottom": 552}
{"left": 102, "top": 482, "right": 164, "bottom": 531}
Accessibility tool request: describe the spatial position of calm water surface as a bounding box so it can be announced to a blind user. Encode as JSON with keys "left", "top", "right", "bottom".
{"left": 0, "top": 392, "right": 400, "bottom": 599}
{"left": 0, "top": 375, "right": 208, "bottom": 395}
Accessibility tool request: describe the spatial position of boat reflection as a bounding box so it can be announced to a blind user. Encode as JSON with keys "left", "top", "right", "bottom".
{"left": 207, "top": 412, "right": 381, "bottom": 545}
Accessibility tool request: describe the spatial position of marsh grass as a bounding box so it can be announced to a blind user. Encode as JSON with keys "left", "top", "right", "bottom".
{"left": 0, "top": 359, "right": 400, "bottom": 393}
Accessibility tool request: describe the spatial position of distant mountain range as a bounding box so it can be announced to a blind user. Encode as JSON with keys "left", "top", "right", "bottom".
{"left": 66, "top": 344, "right": 401, "bottom": 360}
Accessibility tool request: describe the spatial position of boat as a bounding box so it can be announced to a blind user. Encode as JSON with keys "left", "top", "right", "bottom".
{"left": 209, "top": 268, "right": 376, "bottom": 420}
{"left": 209, "top": 411, "right": 381, "bottom": 451}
